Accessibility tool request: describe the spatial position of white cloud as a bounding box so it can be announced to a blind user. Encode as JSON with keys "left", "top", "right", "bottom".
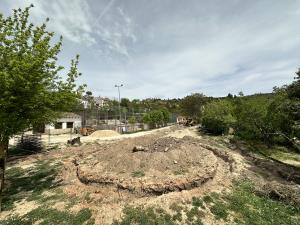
{"left": 2, "top": 0, "right": 300, "bottom": 99}
{"left": 4, "top": 0, "right": 96, "bottom": 45}
{"left": 93, "top": 5, "right": 137, "bottom": 58}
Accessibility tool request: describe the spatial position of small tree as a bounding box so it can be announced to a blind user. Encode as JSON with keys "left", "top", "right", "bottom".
{"left": 0, "top": 6, "right": 85, "bottom": 210}
{"left": 142, "top": 109, "right": 167, "bottom": 129}
{"left": 160, "top": 108, "right": 170, "bottom": 125}
{"left": 128, "top": 116, "right": 136, "bottom": 125}
{"left": 202, "top": 100, "right": 236, "bottom": 135}
{"left": 180, "top": 93, "right": 206, "bottom": 122}
{"left": 233, "top": 96, "right": 271, "bottom": 141}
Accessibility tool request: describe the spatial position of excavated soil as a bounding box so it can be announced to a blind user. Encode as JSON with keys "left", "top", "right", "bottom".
{"left": 63, "top": 128, "right": 239, "bottom": 199}
{"left": 75, "top": 136, "right": 218, "bottom": 195}
{"left": 59, "top": 126, "right": 243, "bottom": 224}
{"left": 4, "top": 126, "right": 300, "bottom": 225}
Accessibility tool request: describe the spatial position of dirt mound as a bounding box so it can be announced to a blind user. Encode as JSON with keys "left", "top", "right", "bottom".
{"left": 145, "top": 136, "right": 181, "bottom": 152}
{"left": 89, "top": 130, "right": 120, "bottom": 138}
{"left": 73, "top": 136, "right": 219, "bottom": 195}
{"left": 132, "top": 137, "right": 182, "bottom": 153}
{"left": 255, "top": 181, "right": 300, "bottom": 205}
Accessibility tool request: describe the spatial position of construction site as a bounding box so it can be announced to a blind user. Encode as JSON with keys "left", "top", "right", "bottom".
{"left": 2, "top": 125, "right": 299, "bottom": 224}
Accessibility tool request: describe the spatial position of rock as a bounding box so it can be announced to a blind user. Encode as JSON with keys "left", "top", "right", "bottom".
{"left": 164, "top": 147, "right": 169, "bottom": 152}
{"left": 67, "top": 137, "right": 81, "bottom": 146}
{"left": 133, "top": 146, "right": 149, "bottom": 152}
{"left": 174, "top": 160, "right": 178, "bottom": 164}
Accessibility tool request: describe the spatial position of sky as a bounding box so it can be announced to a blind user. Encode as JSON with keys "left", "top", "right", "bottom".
{"left": 1, "top": 0, "right": 300, "bottom": 99}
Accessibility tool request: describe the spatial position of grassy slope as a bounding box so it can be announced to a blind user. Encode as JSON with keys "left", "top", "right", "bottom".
{"left": 1, "top": 147, "right": 300, "bottom": 225}
{"left": 1, "top": 149, "right": 94, "bottom": 225}
{"left": 113, "top": 180, "right": 300, "bottom": 225}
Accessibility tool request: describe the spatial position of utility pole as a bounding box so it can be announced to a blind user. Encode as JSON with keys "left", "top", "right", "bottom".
{"left": 115, "top": 84, "right": 123, "bottom": 125}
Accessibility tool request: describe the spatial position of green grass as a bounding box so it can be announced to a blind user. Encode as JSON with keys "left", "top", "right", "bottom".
{"left": 3, "top": 160, "right": 62, "bottom": 210}
{"left": 113, "top": 202, "right": 205, "bottom": 225}
{"left": 223, "top": 180, "right": 300, "bottom": 225}
{"left": 114, "top": 180, "right": 300, "bottom": 225}
{"left": 246, "top": 142, "right": 300, "bottom": 164}
{"left": 173, "top": 169, "right": 188, "bottom": 175}
{"left": 209, "top": 201, "right": 229, "bottom": 220}
{"left": 1, "top": 207, "right": 94, "bottom": 225}
{"left": 191, "top": 197, "right": 204, "bottom": 208}
{"left": 131, "top": 170, "right": 145, "bottom": 178}
{"left": 112, "top": 207, "right": 176, "bottom": 225}
{"left": 1, "top": 159, "right": 94, "bottom": 225}
{"left": 202, "top": 195, "right": 213, "bottom": 204}
{"left": 204, "top": 180, "right": 300, "bottom": 224}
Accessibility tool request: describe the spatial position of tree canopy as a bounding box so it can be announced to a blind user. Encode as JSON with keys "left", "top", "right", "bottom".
{"left": 0, "top": 5, "right": 85, "bottom": 210}
{"left": 180, "top": 93, "right": 206, "bottom": 122}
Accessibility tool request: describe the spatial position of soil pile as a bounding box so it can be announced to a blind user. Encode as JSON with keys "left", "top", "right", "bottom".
{"left": 89, "top": 130, "right": 120, "bottom": 138}
{"left": 74, "top": 136, "right": 219, "bottom": 195}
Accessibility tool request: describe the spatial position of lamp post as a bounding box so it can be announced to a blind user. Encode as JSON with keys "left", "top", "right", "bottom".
{"left": 115, "top": 84, "right": 123, "bottom": 124}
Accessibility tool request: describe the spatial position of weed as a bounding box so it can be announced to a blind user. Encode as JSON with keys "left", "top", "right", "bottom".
{"left": 112, "top": 206, "right": 176, "bottom": 225}
{"left": 209, "top": 201, "right": 229, "bottom": 220}
{"left": 173, "top": 169, "right": 188, "bottom": 175}
{"left": 209, "top": 192, "right": 220, "bottom": 200}
{"left": 203, "top": 195, "right": 213, "bottom": 204}
{"left": 224, "top": 180, "right": 300, "bottom": 225}
{"left": 115, "top": 180, "right": 300, "bottom": 225}
{"left": 169, "top": 203, "right": 183, "bottom": 213}
{"left": 2, "top": 160, "right": 62, "bottom": 210}
{"left": 186, "top": 207, "right": 199, "bottom": 221}
{"left": 1, "top": 206, "right": 93, "bottom": 225}
{"left": 192, "top": 197, "right": 204, "bottom": 208}
{"left": 131, "top": 170, "right": 145, "bottom": 178}
{"left": 84, "top": 192, "right": 92, "bottom": 203}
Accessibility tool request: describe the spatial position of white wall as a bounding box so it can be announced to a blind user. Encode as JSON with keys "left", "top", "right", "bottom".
{"left": 45, "top": 117, "right": 82, "bottom": 134}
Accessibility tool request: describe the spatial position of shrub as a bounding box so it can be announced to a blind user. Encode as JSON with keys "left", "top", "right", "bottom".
{"left": 202, "top": 100, "right": 235, "bottom": 135}
{"left": 16, "top": 134, "right": 43, "bottom": 153}
{"left": 142, "top": 108, "right": 170, "bottom": 128}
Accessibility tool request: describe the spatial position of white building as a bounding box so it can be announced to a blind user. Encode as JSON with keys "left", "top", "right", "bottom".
{"left": 44, "top": 113, "right": 82, "bottom": 135}
{"left": 94, "top": 96, "right": 109, "bottom": 108}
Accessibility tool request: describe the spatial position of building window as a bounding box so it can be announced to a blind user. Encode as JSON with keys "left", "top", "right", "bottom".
{"left": 55, "top": 122, "right": 62, "bottom": 129}
{"left": 67, "top": 122, "right": 74, "bottom": 128}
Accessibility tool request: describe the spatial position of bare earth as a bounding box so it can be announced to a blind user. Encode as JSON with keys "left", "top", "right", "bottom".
{"left": 3, "top": 125, "right": 300, "bottom": 224}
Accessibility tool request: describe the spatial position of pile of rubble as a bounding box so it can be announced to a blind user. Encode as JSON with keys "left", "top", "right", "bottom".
{"left": 133, "top": 137, "right": 182, "bottom": 153}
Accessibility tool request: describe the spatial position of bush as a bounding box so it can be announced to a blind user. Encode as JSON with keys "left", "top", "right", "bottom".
{"left": 128, "top": 116, "right": 136, "bottom": 125}
{"left": 142, "top": 108, "right": 170, "bottom": 128}
{"left": 202, "top": 100, "right": 235, "bottom": 135}
{"left": 180, "top": 93, "right": 206, "bottom": 123}
{"left": 16, "top": 134, "right": 43, "bottom": 153}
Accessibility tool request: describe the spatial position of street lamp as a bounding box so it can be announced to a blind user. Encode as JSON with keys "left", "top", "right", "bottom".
{"left": 115, "top": 84, "right": 123, "bottom": 124}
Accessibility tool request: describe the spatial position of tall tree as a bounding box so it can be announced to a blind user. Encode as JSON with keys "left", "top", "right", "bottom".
{"left": 180, "top": 93, "right": 206, "bottom": 122}
{"left": 0, "top": 5, "right": 85, "bottom": 210}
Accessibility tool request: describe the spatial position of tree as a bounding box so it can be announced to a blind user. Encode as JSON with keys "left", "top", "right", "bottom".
{"left": 142, "top": 109, "right": 168, "bottom": 128}
{"left": 233, "top": 95, "right": 273, "bottom": 142}
{"left": 227, "top": 93, "right": 233, "bottom": 98}
{"left": 180, "top": 93, "right": 206, "bottom": 122}
{"left": 160, "top": 108, "right": 170, "bottom": 125}
{"left": 120, "top": 98, "right": 131, "bottom": 109}
{"left": 202, "top": 100, "right": 236, "bottom": 135}
{"left": 128, "top": 116, "right": 136, "bottom": 125}
{"left": 0, "top": 5, "right": 84, "bottom": 210}
{"left": 287, "top": 68, "right": 300, "bottom": 99}
{"left": 82, "top": 91, "right": 95, "bottom": 109}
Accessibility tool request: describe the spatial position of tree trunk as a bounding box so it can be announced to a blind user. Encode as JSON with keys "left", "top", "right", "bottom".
{"left": 0, "top": 137, "right": 9, "bottom": 212}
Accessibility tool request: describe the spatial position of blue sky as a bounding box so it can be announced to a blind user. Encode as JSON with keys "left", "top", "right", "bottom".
{"left": 1, "top": 0, "right": 300, "bottom": 99}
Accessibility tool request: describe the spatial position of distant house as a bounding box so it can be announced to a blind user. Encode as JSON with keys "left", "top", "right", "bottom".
{"left": 94, "top": 96, "right": 109, "bottom": 108}
{"left": 34, "top": 113, "right": 82, "bottom": 135}
{"left": 176, "top": 116, "right": 187, "bottom": 125}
